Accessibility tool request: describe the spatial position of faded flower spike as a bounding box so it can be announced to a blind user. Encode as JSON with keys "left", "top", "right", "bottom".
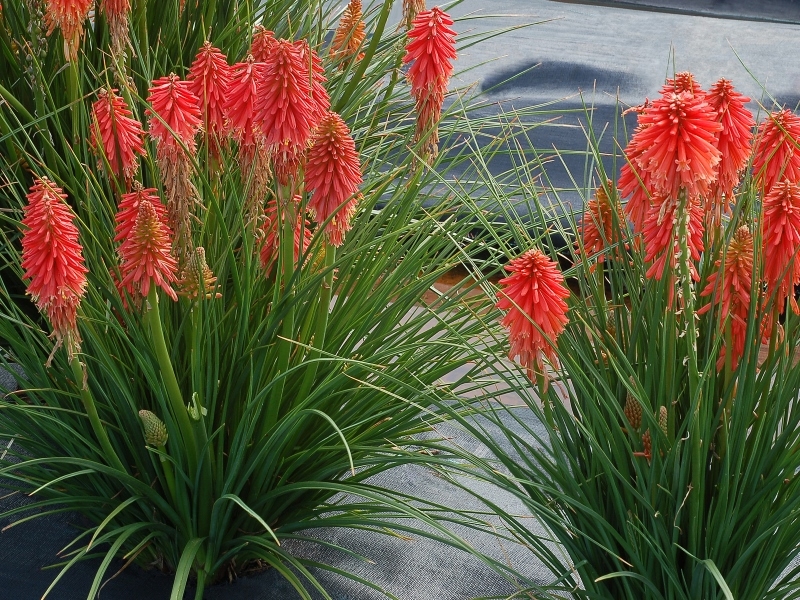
{"left": 100, "top": 0, "right": 132, "bottom": 58}
{"left": 21, "top": 177, "right": 88, "bottom": 363}
{"left": 139, "top": 409, "right": 168, "bottom": 447}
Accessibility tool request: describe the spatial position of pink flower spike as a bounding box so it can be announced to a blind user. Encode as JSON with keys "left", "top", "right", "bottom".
{"left": 305, "top": 112, "right": 363, "bottom": 247}
{"left": 707, "top": 79, "right": 754, "bottom": 203}
{"left": 90, "top": 88, "right": 146, "bottom": 183}
{"left": 188, "top": 42, "right": 232, "bottom": 147}
{"left": 254, "top": 39, "right": 317, "bottom": 150}
{"left": 21, "top": 177, "right": 87, "bottom": 361}
{"left": 634, "top": 85, "right": 722, "bottom": 200}
{"left": 146, "top": 74, "right": 202, "bottom": 158}
{"left": 225, "top": 56, "right": 262, "bottom": 150}
{"left": 753, "top": 109, "right": 800, "bottom": 195}
{"left": 496, "top": 248, "right": 570, "bottom": 382}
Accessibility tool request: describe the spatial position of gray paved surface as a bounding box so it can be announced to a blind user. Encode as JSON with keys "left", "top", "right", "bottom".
{"left": 436, "top": 0, "right": 800, "bottom": 210}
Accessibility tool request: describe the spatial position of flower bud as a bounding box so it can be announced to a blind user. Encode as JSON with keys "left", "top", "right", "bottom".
{"left": 139, "top": 409, "right": 168, "bottom": 447}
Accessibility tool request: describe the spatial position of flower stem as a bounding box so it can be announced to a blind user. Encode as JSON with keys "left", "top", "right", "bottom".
{"left": 263, "top": 187, "right": 298, "bottom": 435}
{"left": 296, "top": 243, "right": 336, "bottom": 402}
{"left": 676, "top": 192, "right": 702, "bottom": 557}
{"left": 146, "top": 286, "right": 198, "bottom": 475}
{"left": 70, "top": 357, "right": 126, "bottom": 473}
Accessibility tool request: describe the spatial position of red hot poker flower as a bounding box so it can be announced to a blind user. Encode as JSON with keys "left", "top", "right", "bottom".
{"left": 403, "top": 7, "right": 457, "bottom": 158}
{"left": 762, "top": 180, "right": 800, "bottom": 314}
{"left": 305, "top": 112, "right": 363, "bottom": 247}
{"left": 699, "top": 226, "right": 755, "bottom": 371}
{"left": 753, "top": 109, "right": 800, "bottom": 195}
{"left": 188, "top": 42, "right": 232, "bottom": 148}
{"left": 707, "top": 79, "right": 754, "bottom": 203}
{"left": 254, "top": 39, "right": 318, "bottom": 186}
{"left": 90, "top": 88, "right": 146, "bottom": 183}
{"left": 21, "top": 177, "right": 87, "bottom": 361}
{"left": 44, "top": 0, "right": 93, "bottom": 61}
{"left": 146, "top": 74, "right": 202, "bottom": 158}
{"left": 250, "top": 26, "right": 277, "bottom": 62}
{"left": 254, "top": 39, "right": 316, "bottom": 150}
{"left": 404, "top": 7, "right": 456, "bottom": 95}
{"left": 330, "top": 0, "right": 366, "bottom": 64}
{"left": 114, "top": 185, "right": 165, "bottom": 243}
{"left": 116, "top": 196, "right": 178, "bottom": 302}
{"left": 635, "top": 88, "right": 722, "bottom": 200}
{"left": 496, "top": 248, "right": 570, "bottom": 381}
{"left": 295, "top": 40, "right": 331, "bottom": 125}
{"left": 225, "top": 56, "right": 263, "bottom": 150}
{"left": 662, "top": 71, "right": 704, "bottom": 97}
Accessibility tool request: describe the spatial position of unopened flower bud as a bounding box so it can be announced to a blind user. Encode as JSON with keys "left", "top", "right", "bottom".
{"left": 624, "top": 392, "right": 642, "bottom": 430}
{"left": 139, "top": 409, "right": 168, "bottom": 447}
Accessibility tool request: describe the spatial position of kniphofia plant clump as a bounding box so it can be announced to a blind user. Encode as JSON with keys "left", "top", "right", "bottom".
{"left": 0, "top": 1, "right": 528, "bottom": 596}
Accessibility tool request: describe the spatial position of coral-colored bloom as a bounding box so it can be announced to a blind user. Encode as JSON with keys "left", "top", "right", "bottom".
{"left": 147, "top": 74, "right": 202, "bottom": 255}
{"left": 662, "top": 71, "right": 704, "bottom": 97}
{"left": 496, "top": 248, "right": 570, "bottom": 380}
{"left": 699, "top": 226, "right": 754, "bottom": 370}
{"left": 116, "top": 195, "right": 178, "bottom": 301}
{"left": 225, "top": 56, "right": 262, "bottom": 149}
{"left": 762, "top": 180, "right": 800, "bottom": 313}
{"left": 403, "top": 7, "right": 457, "bottom": 159}
{"left": 100, "top": 0, "right": 131, "bottom": 56}
{"left": 90, "top": 88, "right": 146, "bottom": 183}
{"left": 188, "top": 42, "right": 232, "bottom": 148}
{"left": 579, "top": 182, "right": 626, "bottom": 269}
{"left": 146, "top": 74, "right": 202, "bottom": 158}
{"left": 330, "top": 0, "right": 366, "bottom": 64}
{"left": 254, "top": 39, "right": 317, "bottom": 149}
{"left": 706, "top": 79, "right": 753, "bottom": 203}
{"left": 305, "top": 112, "right": 362, "bottom": 247}
{"left": 259, "top": 198, "right": 313, "bottom": 274}
{"left": 634, "top": 88, "right": 722, "bottom": 200}
{"left": 753, "top": 109, "right": 800, "bottom": 195}
{"left": 250, "top": 26, "right": 276, "bottom": 62}
{"left": 642, "top": 195, "right": 704, "bottom": 304}
{"left": 21, "top": 177, "right": 87, "bottom": 361}
{"left": 44, "top": 0, "right": 92, "bottom": 61}
{"left": 253, "top": 39, "right": 320, "bottom": 185}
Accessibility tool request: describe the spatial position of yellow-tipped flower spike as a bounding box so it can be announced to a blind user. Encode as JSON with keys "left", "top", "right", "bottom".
{"left": 139, "top": 409, "right": 168, "bottom": 447}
